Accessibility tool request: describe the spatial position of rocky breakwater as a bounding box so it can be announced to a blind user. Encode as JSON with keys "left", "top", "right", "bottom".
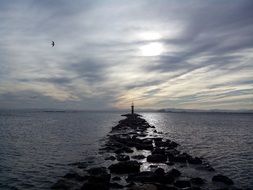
{"left": 52, "top": 113, "right": 240, "bottom": 190}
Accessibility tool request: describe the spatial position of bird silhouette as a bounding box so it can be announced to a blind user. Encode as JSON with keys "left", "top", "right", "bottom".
{"left": 51, "top": 41, "right": 55, "bottom": 47}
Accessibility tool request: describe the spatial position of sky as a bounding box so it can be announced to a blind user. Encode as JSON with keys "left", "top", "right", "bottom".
{"left": 0, "top": 0, "right": 253, "bottom": 110}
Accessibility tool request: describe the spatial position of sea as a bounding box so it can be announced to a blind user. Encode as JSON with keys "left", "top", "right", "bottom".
{"left": 0, "top": 110, "right": 252, "bottom": 189}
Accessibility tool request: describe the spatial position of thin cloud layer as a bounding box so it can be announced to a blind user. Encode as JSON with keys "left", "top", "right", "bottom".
{"left": 0, "top": 0, "right": 252, "bottom": 110}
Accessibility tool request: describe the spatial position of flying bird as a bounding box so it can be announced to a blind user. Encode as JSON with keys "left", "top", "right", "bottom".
{"left": 51, "top": 41, "right": 55, "bottom": 47}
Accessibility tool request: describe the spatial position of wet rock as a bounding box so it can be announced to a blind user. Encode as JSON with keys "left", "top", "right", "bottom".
{"left": 166, "top": 161, "right": 175, "bottom": 166}
{"left": 110, "top": 182, "right": 124, "bottom": 188}
{"left": 154, "top": 168, "right": 165, "bottom": 177}
{"left": 190, "top": 177, "right": 205, "bottom": 185}
{"left": 170, "top": 153, "right": 188, "bottom": 163}
{"left": 116, "top": 154, "right": 130, "bottom": 161}
{"left": 147, "top": 154, "right": 167, "bottom": 163}
{"left": 156, "top": 185, "right": 177, "bottom": 190}
{"left": 63, "top": 172, "right": 87, "bottom": 181}
{"left": 131, "top": 155, "right": 146, "bottom": 160}
{"left": 115, "top": 146, "right": 134, "bottom": 154}
{"left": 152, "top": 148, "right": 166, "bottom": 155}
{"left": 81, "top": 182, "right": 109, "bottom": 190}
{"left": 167, "top": 169, "right": 181, "bottom": 178}
{"left": 51, "top": 179, "right": 72, "bottom": 190}
{"left": 127, "top": 171, "right": 156, "bottom": 183}
{"left": 212, "top": 174, "right": 234, "bottom": 185}
{"left": 105, "top": 155, "right": 116, "bottom": 161}
{"left": 109, "top": 161, "right": 141, "bottom": 174}
{"left": 174, "top": 180, "right": 191, "bottom": 188}
{"left": 188, "top": 157, "right": 202, "bottom": 164}
{"left": 129, "top": 184, "right": 157, "bottom": 190}
{"left": 112, "top": 176, "right": 121, "bottom": 181}
{"left": 87, "top": 167, "right": 111, "bottom": 186}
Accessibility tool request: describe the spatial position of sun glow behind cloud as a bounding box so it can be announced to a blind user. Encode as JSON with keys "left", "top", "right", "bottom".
{"left": 140, "top": 42, "right": 165, "bottom": 56}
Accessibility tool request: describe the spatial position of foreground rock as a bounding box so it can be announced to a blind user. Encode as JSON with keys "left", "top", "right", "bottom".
{"left": 109, "top": 160, "right": 141, "bottom": 174}
{"left": 212, "top": 174, "right": 234, "bottom": 185}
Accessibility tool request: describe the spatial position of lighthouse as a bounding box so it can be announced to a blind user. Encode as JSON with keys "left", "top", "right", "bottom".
{"left": 131, "top": 102, "right": 134, "bottom": 115}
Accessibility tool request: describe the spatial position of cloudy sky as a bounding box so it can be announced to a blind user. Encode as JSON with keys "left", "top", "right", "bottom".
{"left": 0, "top": 0, "right": 253, "bottom": 110}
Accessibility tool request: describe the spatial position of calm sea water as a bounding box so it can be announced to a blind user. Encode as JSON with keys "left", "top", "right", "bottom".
{"left": 0, "top": 111, "right": 252, "bottom": 189}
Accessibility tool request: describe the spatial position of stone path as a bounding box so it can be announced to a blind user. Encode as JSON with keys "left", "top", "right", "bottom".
{"left": 52, "top": 113, "right": 239, "bottom": 190}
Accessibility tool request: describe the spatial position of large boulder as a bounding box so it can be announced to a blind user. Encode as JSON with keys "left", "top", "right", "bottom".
{"left": 147, "top": 154, "right": 167, "bottom": 163}
{"left": 190, "top": 177, "right": 205, "bottom": 185}
{"left": 212, "top": 174, "right": 234, "bottom": 185}
{"left": 109, "top": 161, "right": 141, "bottom": 174}
{"left": 174, "top": 180, "right": 191, "bottom": 188}
{"left": 167, "top": 169, "right": 181, "bottom": 178}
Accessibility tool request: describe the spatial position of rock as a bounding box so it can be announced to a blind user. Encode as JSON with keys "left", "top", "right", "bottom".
{"left": 154, "top": 168, "right": 165, "bottom": 177}
{"left": 167, "top": 168, "right": 181, "bottom": 178}
{"left": 152, "top": 148, "right": 166, "bottom": 155}
{"left": 51, "top": 179, "right": 72, "bottom": 190}
{"left": 188, "top": 157, "right": 202, "bottom": 164}
{"left": 116, "top": 154, "right": 130, "bottom": 161}
{"left": 147, "top": 154, "right": 167, "bottom": 163}
{"left": 129, "top": 184, "right": 157, "bottom": 190}
{"left": 190, "top": 177, "right": 205, "bottom": 185}
{"left": 63, "top": 172, "right": 87, "bottom": 181}
{"left": 115, "top": 146, "right": 134, "bottom": 154}
{"left": 88, "top": 167, "right": 107, "bottom": 175}
{"left": 212, "top": 174, "right": 234, "bottom": 185}
{"left": 81, "top": 182, "right": 109, "bottom": 190}
{"left": 127, "top": 171, "right": 156, "bottom": 183}
{"left": 174, "top": 180, "right": 191, "bottom": 188}
{"left": 105, "top": 156, "right": 116, "bottom": 161}
{"left": 131, "top": 155, "right": 146, "bottom": 160}
{"left": 87, "top": 167, "right": 111, "bottom": 186}
{"left": 156, "top": 185, "right": 177, "bottom": 190}
{"left": 166, "top": 161, "right": 175, "bottom": 166}
{"left": 110, "top": 182, "right": 124, "bottom": 188}
{"left": 112, "top": 176, "right": 121, "bottom": 181}
{"left": 171, "top": 154, "right": 188, "bottom": 163}
{"left": 109, "top": 161, "right": 141, "bottom": 174}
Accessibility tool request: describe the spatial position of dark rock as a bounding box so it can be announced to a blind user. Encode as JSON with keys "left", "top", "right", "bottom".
{"left": 81, "top": 182, "right": 109, "bottom": 190}
{"left": 109, "top": 161, "right": 141, "bottom": 174}
{"left": 152, "top": 148, "right": 166, "bottom": 155}
{"left": 51, "top": 179, "right": 72, "bottom": 190}
{"left": 127, "top": 171, "right": 156, "bottom": 183}
{"left": 87, "top": 167, "right": 111, "bottom": 185}
{"left": 167, "top": 168, "right": 181, "bottom": 178}
{"left": 116, "top": 154, "right": 130, "bottom": 161}
{"left": 166, "top": 161, "right": 175, "bottom": 166}
{"left": 171, "top": 154, "right": 188, "bottom": 163}
{"left": 212, "top": 174, "right": 234, "bottom": 185}
{"left": 63, "top": 172, "right": 87, "bottom": 181}
{"left": 115, "top": 146, "right": 134, "bottom": 154}
{"left": 105, "top": 156, "right": 116, "bottom": 161}
{"left": 147, "top": 154, "right": 167, "bottom": 163}
{"left": 110, "top": 182, "right": 124, "bottom": 188}
{"left": 156, "top": 185, "right": 177, "bottom": 190}
{"left": 190, "top": 177, "right": 205, "bottom": 185}
{"left": 112, "top": 176, "right": 121, "bottom": 181}
{"left": 174, "top": 180, "right": 191, "bottom": 188}
{"left": 154, "top": 168, "right": 165, "bottom": 177}
{"left": 188, "top": 157, "right": 202, "bottom": 164}
{"left": 131, "top": 155, "right": 146, "bottom": 160}
{"left": 88, "top": 167, "right": 107, "bottom": 175}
